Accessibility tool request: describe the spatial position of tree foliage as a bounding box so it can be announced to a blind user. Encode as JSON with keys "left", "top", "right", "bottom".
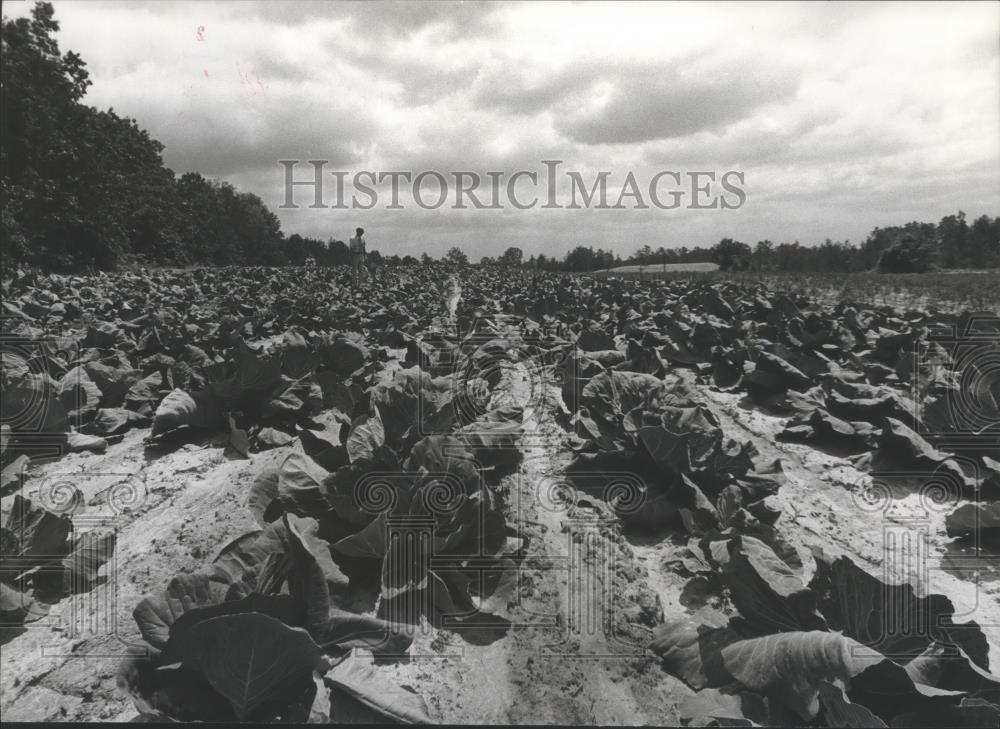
{"left": 531, "top": 213, "right": 998, "bottom": 274}
{"left": 3, "top": 5, "right": 997, "bottom": 276}
{"left": 711, "top": 238, "right": 752, "bottom": 271}
{"left": 500, "top": 246, "right": 523, "bottom": 267}
{"left": 877, "top": 235, "right": 937, "bottom": 273}
{"left": 0, "top": 3, "right": 336, "bottom": 273}
{"left": 445, "top": 247, "right": 469, "bottom": 266}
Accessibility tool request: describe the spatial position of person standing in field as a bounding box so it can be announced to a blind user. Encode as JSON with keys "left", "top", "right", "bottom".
{"left": 349, "top": 227, "right": 366, "bottom": 284}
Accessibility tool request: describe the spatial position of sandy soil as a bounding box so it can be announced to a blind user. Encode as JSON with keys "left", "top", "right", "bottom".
{"left": 696, "top": 383, "right": 1000, "bottom": 669}
{"left": 2, "top": 307, "right": 997, "bottom": 723}
{"left": 1, "top": 430, "right": 280, "bottom": 721}
{"left": 381, "top": 357, "right": 688, "bottom": 724}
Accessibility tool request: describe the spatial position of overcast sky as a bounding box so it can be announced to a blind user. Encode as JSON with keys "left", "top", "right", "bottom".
{"left": 9, "top": 0, "right": 999, "bottom": 259}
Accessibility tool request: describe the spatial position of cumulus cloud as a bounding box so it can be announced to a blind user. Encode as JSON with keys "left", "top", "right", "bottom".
{"left": 8, "top": 0, "right": 999, "bottom": 258}
{"left": 560, "top": 65, "right": 800, "bottom": 145}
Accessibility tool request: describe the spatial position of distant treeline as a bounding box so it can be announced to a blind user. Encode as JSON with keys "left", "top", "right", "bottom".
{"left": 699, "top": 214, "right": 1000, "bottom": 273}
{"left": 527, "top": 212, "right": 1000, "bottom": 273}
{"left": 2, "top": 3, "right": 997, "bottom": 275}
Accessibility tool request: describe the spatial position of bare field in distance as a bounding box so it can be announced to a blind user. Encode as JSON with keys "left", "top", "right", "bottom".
{"left": 592, "top": 262, "right": 721, "bottom": 274}
{"left": 581, "top": 268, "right": 1000, "bottom": 313}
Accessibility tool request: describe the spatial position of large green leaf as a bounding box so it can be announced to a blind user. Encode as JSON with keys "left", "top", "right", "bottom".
{"left": 721, "top": 631, "right": 957, "bottom": 721}
{"left": 902, "top": 641, "right": 1000, "bottom": 694}
{"left": 167, "top": 593, "right": 306, "bottom": 645}
{"left": 87, "top": 407, "right": 151, "bottom": 435}
{"left": 1, "top": 372, "right": 68, "bottom": 432}
{"left": 277, "top": 451, "right": 333, "bottom": 517}
{"left": 638, "top": 424, "right": 712, "bottom": 476}
{"left": 582, "top": 370, "right": 666, "bottom": 424}
{"left": 4, "top": 494, "right": 71, "bottom": 559}
{"left": 171, "top": 612, "right": 325, "bottom": 720}
{"left": 211, "top": 526, "right": 275, "bottom": 585}
{"left": 370, "top": 367, "right": 427, "bottom": 444}
{"left": 227, "top": 414, "right": 250, "bottom": 458}
{"left": 649, "top": 607, "right": 741, "bottom": 690}
{"left": 61, "top": 529, "right": 116, "bottom": 594}
{"left": 679, "top": 688, "right": 767, "bottom": 727}
{"left": 320, "top": 462, "right": 389, "bottom": 525}
{"left": 247, "top": 466, "right": 282, "bottom": 526}
{"left": 722, "top": 631, "right": 876, "bottom": 719}
{"left": 346, "top": 407, "right": 385, "bottom": 463}
{"left": 946, "top": 502, "right": 1000, "bottom": 549}
{"left": 133, "top": 572, "right": 231, "bottom": 649}
{"left": 66, "top": 431, "right": 108, "bottom": 453}
{"left": 723, "top": 536, "right": 825, "bottom": 635}
{"left": 284, "top": 513, "right": 349, "bottom": 637}
{"left": 84, "top": 361, "right": 142, "bottom": 407}
{"left": 317, "top": 334, "right": 368, "bottom": 376}
{"left": 280, "top": 329, "right": 319, "bottom": 379}
{"left": 888, "top": 699, "right": 1000, "bottom": 727}
{"left": 151, "top": 388, "right": 220, "bottom": 436}
{"left": 324, "top": 655, "right": 431, "bottom": 724}
{"left": 320, "top": 607, "right": 413, "bottom": 656}
{"left": 297, "top": 424, "right": 349, "bottom": 472}
{"left": 809, "top": 554, "right": 988, "bottom": 667}
{"left": 331, "top": 513, "right": 388, "bottom": 560}
{"left": 116, "top": 657, "right": 234, "bottom": 722}
{"left": 59, "top": 366, "right": 103, "bottom": 420}
{"left": 0, "top": 582, "right": 50, "bottom": 623}
{"left": 1, "top": 454, "right": 30, "bottom": 494}
{"left": 232, "top": 344, "right": 283, "bottom": 393}
{"left": 818, "top": 681, "right": 887, "bottom": 727}
{"left": 404, "top": 434, "right": 480, "bottom": 495}
{"left": 457, "top": 418, "right": 523, "bottom": 468}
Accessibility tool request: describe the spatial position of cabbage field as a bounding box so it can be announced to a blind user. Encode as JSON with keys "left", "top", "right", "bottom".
{"left": 1, "top": 264, "right": 998, "bottom": 725}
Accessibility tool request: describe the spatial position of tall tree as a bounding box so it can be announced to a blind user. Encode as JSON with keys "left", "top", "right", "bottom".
{"left": 500, "top": 246, "right": 523, "bottom": 267}
{"left": 711, "top": 238, "right": 752, "bottom": 271}
{"left": 1, "top": 2, "right": 307, "bottom": 271}
{"left": 445, "top": 247, "right": 469, "bottom": 266}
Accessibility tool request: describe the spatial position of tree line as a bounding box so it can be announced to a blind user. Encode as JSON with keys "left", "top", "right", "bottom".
{"left": 2, "top": 4, "right": 997, "bottom": 275}
{"left": 704, "top": 213, "right": 999, "bottom": 274}
{"left": 1, "top": 3, "right": 331, "bottom": 272}
{"left": 521, "top": 213, "right": 998, "bottom": 274}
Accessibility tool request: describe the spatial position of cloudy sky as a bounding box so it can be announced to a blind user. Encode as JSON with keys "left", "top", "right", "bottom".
{"left": 9, "top": 0, "right": 999, "bottom": 259}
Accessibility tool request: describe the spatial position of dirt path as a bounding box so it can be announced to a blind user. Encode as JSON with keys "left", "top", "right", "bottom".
{"left": 447, "top": 275, "right": 461, "bottom": 324}
{"left": 383, "top": 351, "right": 688, "bottom": 724}
{"left": 377, "top": 284, "right": 688, "bottom": 723}
{"left": 4, "top": 296, "right": 996, "bottom": 723}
